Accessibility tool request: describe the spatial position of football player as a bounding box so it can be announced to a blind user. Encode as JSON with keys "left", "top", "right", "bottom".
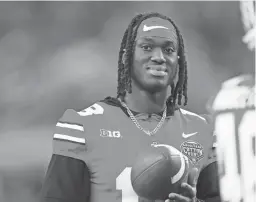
{"left": 209, "top": 75, "right": 255, "bottom": 202}
{"left": 40, "top": 12, "right": 220, "bottom": 202}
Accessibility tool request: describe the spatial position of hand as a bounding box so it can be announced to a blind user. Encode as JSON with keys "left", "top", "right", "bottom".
{"left": 165, "top": 168, "right": 198, "bottom": 202}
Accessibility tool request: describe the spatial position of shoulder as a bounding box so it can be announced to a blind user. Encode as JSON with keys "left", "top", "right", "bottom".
{"left": 176, "top": 108, "right": 216, "bottom": 160}
{"left": 174, "top": 108, "right": 214, "bottom": 139}
{"left": 76, "top": 96, "right": 122, "bottom": 118}
{"left": 53, "top": 108, "right": 87, "bottom": 161}
{"left": 52, "top": 97, "right": 121, "bottom": 160}
{"left": 177, "top": 108, "right": 213, "bottom": 125}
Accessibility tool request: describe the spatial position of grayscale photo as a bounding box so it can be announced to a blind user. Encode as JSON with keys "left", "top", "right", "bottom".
{"left": 0, "top": 1, "right": 255, "bottom": 202}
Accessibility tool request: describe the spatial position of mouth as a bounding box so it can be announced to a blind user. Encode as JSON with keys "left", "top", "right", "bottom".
{"left": 146, "top": 65, "right": 168, "bottom": 77}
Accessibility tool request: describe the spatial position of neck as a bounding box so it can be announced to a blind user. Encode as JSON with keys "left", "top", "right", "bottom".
{"left": 123, "top": 85, "right": 169, "bottom": 114}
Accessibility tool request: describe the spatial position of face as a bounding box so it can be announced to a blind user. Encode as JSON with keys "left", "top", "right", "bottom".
{"left": 131, "top": 36, "right": 179, "bottom": 93}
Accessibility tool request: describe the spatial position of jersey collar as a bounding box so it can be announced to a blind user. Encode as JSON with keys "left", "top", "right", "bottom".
{"left": 100, "top": 96, "right": 178, "bottom": 118}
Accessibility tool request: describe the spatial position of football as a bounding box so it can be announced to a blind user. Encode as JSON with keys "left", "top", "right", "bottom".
{"left": 131, "top": 144, "right": 189, "bottom": 200}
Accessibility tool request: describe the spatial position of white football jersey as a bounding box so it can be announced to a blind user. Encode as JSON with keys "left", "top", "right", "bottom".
{"left": 210, "top": 75, "right": 255, "bottom": 202}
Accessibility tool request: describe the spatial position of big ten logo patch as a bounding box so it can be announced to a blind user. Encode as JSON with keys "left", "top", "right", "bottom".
{"left": 180, "top": 141, "right": 204, "bottom": 165}
{"left": 100, "top": 129, "right": 122, "bottom": 138}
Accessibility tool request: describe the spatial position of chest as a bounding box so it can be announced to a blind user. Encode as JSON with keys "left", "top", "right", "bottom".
{"left": 85, "top": 114, "right": 211, "bottom": 182}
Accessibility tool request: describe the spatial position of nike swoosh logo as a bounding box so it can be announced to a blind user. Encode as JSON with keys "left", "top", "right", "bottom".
{"left": 182, "top": 132, "right": 198, "bottom": 138}
{"left": 143, "top": 25, "right": 169, "bottom": 32}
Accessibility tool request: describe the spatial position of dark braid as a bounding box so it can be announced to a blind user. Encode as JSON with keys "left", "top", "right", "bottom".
{"left": 117, "top": 12, "right": 188, "bottom": 113}
{"left": 117, "top": 29, "right": 128, "bottom": 98}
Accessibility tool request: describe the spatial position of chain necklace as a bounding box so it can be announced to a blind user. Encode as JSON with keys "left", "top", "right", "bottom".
{"left": 119, "top": 99, "right": 167, "bottom": 136}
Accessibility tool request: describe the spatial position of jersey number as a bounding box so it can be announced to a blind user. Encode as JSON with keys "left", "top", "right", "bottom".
{"left": 78, "top": 103, "right": 104, "bottom": 116}
{"left": 116, "top": 167, "right": 139, "bottom": 202}
{"left": 216, "top": 109, "right": 256, "bottom": 202}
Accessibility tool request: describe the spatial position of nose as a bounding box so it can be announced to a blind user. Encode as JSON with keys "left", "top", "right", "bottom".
{"left": 151, "top": 48, "right": 166, "bottom": 64}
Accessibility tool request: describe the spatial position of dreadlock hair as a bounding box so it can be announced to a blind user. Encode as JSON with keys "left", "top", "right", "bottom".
{"left": 117, "top": 12, "right": 188, "bottom": 115}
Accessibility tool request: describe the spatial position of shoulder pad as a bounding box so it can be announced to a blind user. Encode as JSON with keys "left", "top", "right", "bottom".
{"left": 179, "top": 108, "right": 208, "bottom": 122}
{"left": 53, "top": 109, "right": 86, "bottom": 160}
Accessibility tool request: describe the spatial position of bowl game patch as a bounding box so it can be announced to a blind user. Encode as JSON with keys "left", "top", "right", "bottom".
{"left": 180, "top": 141, "right": 204, "bottom": 165}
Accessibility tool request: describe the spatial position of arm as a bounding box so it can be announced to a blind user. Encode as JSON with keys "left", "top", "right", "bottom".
{"left": 40, "top": 154, "right": 91, "bottom": 202}
{"left": 40, "top": 109, "right": 91, "bottom": 202}
{"left": 196, "top": 147, "right": 221, "bottom": 202}
{"left": 196, "top": 115, "right": 221, "bottom": 202}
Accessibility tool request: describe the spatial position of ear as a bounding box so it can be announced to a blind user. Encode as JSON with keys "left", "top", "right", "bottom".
{"left": 122, "top": 49, "right": 127, "bottom": 65}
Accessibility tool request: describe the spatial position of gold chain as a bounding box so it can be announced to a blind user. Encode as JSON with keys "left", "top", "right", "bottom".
{"left": 119, "top": 100, "right": 167, "bottom": 136}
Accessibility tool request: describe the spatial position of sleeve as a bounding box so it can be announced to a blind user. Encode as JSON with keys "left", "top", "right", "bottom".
{"left": 196, "top": 157, "right": 220, "bottom": 201}
{"left": 196, "top": 115, "right": 220, "bottom": 201}
{"left": 40, "top": 109, "right": 91, "bottom": 202}
{"left": 53, "top": 109, "right": 87, "bottom": 161}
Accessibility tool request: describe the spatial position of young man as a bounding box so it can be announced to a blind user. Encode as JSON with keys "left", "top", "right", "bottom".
{"left": 40, "top": 12, "right": 219, "bottom": 202}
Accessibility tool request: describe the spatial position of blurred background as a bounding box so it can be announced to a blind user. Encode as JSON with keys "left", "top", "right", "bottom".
{"left": 0, "top": 1, "right": 254, "bottom": 202}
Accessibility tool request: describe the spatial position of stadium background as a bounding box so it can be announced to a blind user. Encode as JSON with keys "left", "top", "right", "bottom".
{"left": 0, "top": 1, "right": 254, "bottom": 202}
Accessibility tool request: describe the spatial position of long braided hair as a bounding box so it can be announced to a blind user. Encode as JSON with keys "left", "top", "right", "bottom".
{"left": 117, "top": 12, "right": 188, "bottom": 114}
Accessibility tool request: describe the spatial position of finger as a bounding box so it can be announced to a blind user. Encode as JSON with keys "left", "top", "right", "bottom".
{"left": 181, "top": 182, "right": 196, "bottom": 198}
{"left": 187, "top": 167, "right": 198, "bottom": 187}
{"left": 169, "top": 193, "right": 190, "bottom": 202}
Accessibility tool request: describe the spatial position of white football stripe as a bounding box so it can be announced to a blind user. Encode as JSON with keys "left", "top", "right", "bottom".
{"left": 56, "top": 122, "right": 84, "bottom": 131}
{"left": 171, "top": 151, "right": 186, "bottom": 184}
{"left": 54, "top": 133, "right": 85, "bottom": 144}
{"left": 154, "top": 144, "right": 187, "bottom": 184}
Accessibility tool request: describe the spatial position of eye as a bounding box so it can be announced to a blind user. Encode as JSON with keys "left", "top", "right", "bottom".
{"left": 164, "top": 47, "right": 175, "bottom": 54}
{"left": 141, "top": 44, "right": 152, "bottom": 51}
